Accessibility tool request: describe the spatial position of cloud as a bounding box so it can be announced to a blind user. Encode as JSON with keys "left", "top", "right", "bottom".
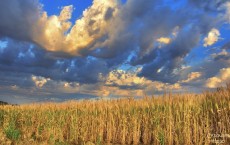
{"left": 189, "top": 0, "right": 230, "bottom": 12}
{"left": 138, "top": 27, "right": 201, "bottom": 83}
{"left": 32, "top": 1, "right": 119, "bottom": 55}
{"left": 206, "top": 68, "right": 230, "bottom": 88}
{"left": 103, "top": 69, "right": 182, "bottom": 97}
{"left": 61, "top": 68, "right": 183, "bottom": 98}
{"left": 157, "top": 37, "right": 171, "bottom": 44}
{"left": 32, "top": 5, "right": 74, "bottom": 53}
{"left": 221, "top": 2, "right": 230, "bottom": 23}
{"left": 58, "top": 5, "right": 74, "bottom": 22}
{"left": 211, "top": 49, "right": 230, "bottom": 61}
{"left": 203, "top": 28, "right": 220, "bottom": 47}
{"left": 0, "top": 0, "right": 228, "bottom": 55}
{"left": 106, "top": 69, "right": 149, "bottom": 89}
{"left": 181, "top": 72, "right": 202, "bottom": 83}
{"left": 0, "top": 39, "right": 109, "bottom": 84}
{"left": 32, "top": 75, "right": 50, "bottom": 88}
{"left": 0, "top": 0, "right": 120, "bottom": 56}
{"left": 0, "top": 0, "right": 227, "bottom": 59}
{"left": 182, "top": 48, "right": 230, "bottom": 89}
{"left": 0, "top": 0, "right": 40, "bottom": 41}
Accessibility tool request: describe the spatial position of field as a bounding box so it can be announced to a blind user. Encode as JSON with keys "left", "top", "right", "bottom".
{"left": 0, "top": 88, "right": 230, "bottom": 145}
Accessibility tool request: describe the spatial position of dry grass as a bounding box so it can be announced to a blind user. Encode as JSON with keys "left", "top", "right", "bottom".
{"left": 0, "top": 88, "right": 230, "bottom": 145}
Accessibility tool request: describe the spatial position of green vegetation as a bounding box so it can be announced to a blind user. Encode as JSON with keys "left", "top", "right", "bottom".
{"left": 0, "top": 87, "right": 229, "bottom": 144}
{"left": 4, "top": 123, "right": 21, "bottom": 141}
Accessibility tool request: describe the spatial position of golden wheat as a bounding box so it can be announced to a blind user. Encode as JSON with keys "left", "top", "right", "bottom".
{"left": 0, "top": 88, "right": 229, "bottom": 145}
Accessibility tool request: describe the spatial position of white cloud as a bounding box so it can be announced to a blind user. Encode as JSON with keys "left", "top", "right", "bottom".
{"left": 211, "top": 49, "right": 228, "bottom": 58}
{"left": 106, "top": 69, "right": 146, "bottom": 87}
{"left": 203, "top": 28, "right": 220, "bottom": 47}
{"left": 59, "top": 5, "right": 73, "bottom": 22}
{"left": 32, "top": 75, "right": 50, "bottom": 88}
{"left": 206, "top": 68, "right": 230, "bottom": 88}
{"left": 32, "top": 1, "right": 119, "bottom": 55}
{"left": 40, "top": 69, "right": 183, "bottom": 98}
{"left": 181, "top": 72, "right": 202, "bottom": 83}
{"left": 103, "top": 69, "right": 182, "bottom": 97}
{"left": 156, "top": 37, "right": 171, "bottom": 44}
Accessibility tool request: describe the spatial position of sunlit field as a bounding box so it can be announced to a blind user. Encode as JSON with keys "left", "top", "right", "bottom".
{"left": 0, "top": 87, "right": 230, "bottom": 145}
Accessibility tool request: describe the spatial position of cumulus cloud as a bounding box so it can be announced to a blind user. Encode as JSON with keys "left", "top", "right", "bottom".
{"left": 32, "top": 1, "right": 119, "bottom": 55}
{"left": 206, "top": 68, "right": 230, "bottom": 88}
{"left": 0, "top": 0, "right": 227, "bottom": 59}
{"left": 106, "top": 69, "right": 147, "bottom": 89}
{"left": 203, "top": 28, "right": 220, "bottom": 47}
{"left": 32, "top": 5, "right": 73, "bottom": 53}
{"left": 0, "top": 0, "right": 120, "bottom": 56}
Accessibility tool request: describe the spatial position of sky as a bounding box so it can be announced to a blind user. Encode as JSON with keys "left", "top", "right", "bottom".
{"left": 0, "top": 0, "right": 230, "bottom": 104}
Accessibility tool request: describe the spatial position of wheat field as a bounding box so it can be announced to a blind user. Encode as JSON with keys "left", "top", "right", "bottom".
{"left": 0, "top": 87, "right": 230, "bottom": 145}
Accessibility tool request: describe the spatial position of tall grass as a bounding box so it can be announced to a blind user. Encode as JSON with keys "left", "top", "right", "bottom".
{"left": 0, "top": 88, "right": 229, "bottom": 144}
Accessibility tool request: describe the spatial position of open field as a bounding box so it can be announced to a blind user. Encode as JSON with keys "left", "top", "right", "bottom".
{"left": 0, "top": 88, "right": 230, "bottom": 145}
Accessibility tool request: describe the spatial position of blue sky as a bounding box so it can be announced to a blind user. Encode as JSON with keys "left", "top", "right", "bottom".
{"left": 0, "top": 0, "right": 230, "bottom": 104}
{"left": 40, "top": 0, "right": 92, "bottom": 20}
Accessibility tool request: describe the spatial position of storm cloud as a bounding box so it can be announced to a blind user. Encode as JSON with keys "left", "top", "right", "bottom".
{"left": 0, "top": 0, "right": 40, "bottom": 41}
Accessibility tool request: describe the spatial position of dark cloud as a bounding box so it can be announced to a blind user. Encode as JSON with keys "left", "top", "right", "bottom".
{"left": 123, "top": 0, "right": 223, "bottom": 83}
{"left": 0, "top": 71, "right": 33, "bottom": 89}
{"left": 221, "top": 41, "right": 230, "bottom": 50}
{"left": 189, "top": 0, "right": 230, "bottom": 11}
{"left": 130, "top": 49, "right": 159, "bottom": 66}
{"left": 92, "top": 0, "right": 223, "bottom": 84}
{"left": 90, "top": 1, "right": 183, "bottom": 60}
{"left": 0, "top": 39, "right": 109, "bottom": 84}
{"left": 201, "top": 61, "right": 229, "bottom": 79}
{"left": 104, "top": 7, "right": 115, "bottom": 20}
{"left": 138, "top": 27, "right": 201, "bottom": 83}
{"left": 213, "top": 54, "right": 230, "bottom": 61}
{"left": 0, "top": 0, "right": 40, "bottom": 41}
